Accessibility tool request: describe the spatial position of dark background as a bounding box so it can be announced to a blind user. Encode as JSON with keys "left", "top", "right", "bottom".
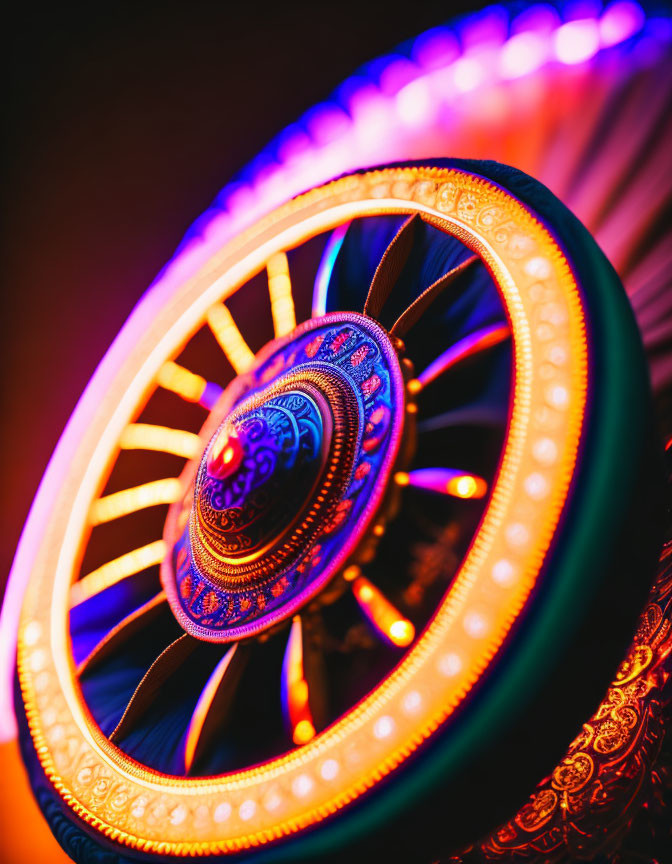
{"left": 2, "top": 0, "right": 479, "bottom": 590}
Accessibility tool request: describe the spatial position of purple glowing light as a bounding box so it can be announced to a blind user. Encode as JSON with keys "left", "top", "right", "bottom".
{"left": 554, "top": 18, "right": 601, "bottom": 63}
{"left": 599, "top": 1, "right": 645, "bottom": 46}
{"left": 500, "top": 30, "right": 550, "bottom": 78}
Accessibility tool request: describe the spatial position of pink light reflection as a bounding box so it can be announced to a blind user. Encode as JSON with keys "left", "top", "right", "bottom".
{"left": 554, "top": 18, "right": 601, "bottom": 63}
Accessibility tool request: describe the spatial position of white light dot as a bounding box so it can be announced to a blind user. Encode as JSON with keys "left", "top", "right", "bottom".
{"left": 453, "top": 57, "right": 484, "bottom": 92}
{"left": 264, "top": 791, "right": 282, "bottom": 812}
{"left": 540, "top": 304, "right": 567, "bottom": 326}
{"left": 24, "top": 621, "right": 41, "bottom": 646}
{"left": 373, "top": 716, "right": 396, "bottom": 740}
{"left": 43, "top": 708, "right": 56, "bottom": 727}
{"left": 35, "top": 672, "right": 49, "bottom": 692}
{"left": 525, "top": 472, "right": 549, "bottom": 500}
{"left": 51, "top": 725, "right": 64, "bottom": 742}
{"left": 463, "top": 611, "right": 488, "bottom": 638}
{"left": 292, "top": 774, "right": 314, "bottom": 798}
{"left": 131, "top": 799, "right": 147, "bottom": 819}
{"left": 492, "top": 559, "right": 515, "bottom": 587}
{"left": 30, "top": 650, "right": 46, "bottom": 672}
{"left": 170, "top": 805, "right": 187, "bottom": 826}
{"left": 438, "top": 652, "right": 462, "bottom": 677}
{"left": 214, "top": 802, "right": 231, "bottom": 823}
{"left": 194, "top": 804, "right": 210, "bottom": 826}
{"left": 525, "top": 256, "right": 551, "bottom": 278}
{"left": 547, "top": 385, "right": 569, "bottom": 409}
{"left": 506, "top": 522, "right": 530, "bottom": 548}
{"left": 239, "top": 800, "right": 257, "bottom": 821}
{"left": 536, "top": 324, "right": 554, "bottom": 342}
{"left": 548, "top": 345, "right": 568, "bottom": 366}
{"left": 403, "top": 690, "right": 422, "bottom": 714}
{"left": 320, "top": 759, "right": 340, "bottom": 781}
{"left": 533, "top": 437, "right": 558, "bottom": 465}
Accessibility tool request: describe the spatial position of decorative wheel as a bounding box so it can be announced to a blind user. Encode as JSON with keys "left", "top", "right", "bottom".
{"left": 13, "top": 162, "right": 661, "bottom": 862}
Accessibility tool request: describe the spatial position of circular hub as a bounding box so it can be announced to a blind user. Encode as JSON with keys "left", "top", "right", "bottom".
{"left": 162, "top": 312, "right": 408, "bottom": 642}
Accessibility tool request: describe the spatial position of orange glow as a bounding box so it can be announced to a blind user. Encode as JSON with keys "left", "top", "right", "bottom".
{"left": 119, "top": 423, "right": 201, "bottom": 459}
{"left": 70, "top": 540, "right": 166, "bottom": 608}
{"left": 267, "top": 252, "right": 296, "bottom": 337}
{"left": 89, "top": 478, "right": 182, "bottom": 525}
{"left": 447, "top": 474, "right": 488, "bottom": 499}
{"left": 293, "top": 719, "right": 317, "bottom": 745}
{"left": 343, "top": 565, "right": 362, "bottom": 582}
{"left": 394, "top": 471, "right": 410, "bottom": 486}
{"left": 352, "top": 576, "right": 415, "bottom": 647}
{"left": 206, "top": 302, "right": 256, "bottom": 374}
{"left": 157, "top": 361, "right": 207, "bottom": 403}
{"left": 283, "top": 617, "right": 316, "bottom": 746}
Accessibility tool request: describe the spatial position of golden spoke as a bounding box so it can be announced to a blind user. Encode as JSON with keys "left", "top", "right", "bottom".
{"left": 267, "top": 251, "right": 296, "bottom": 337}
{"left": 70, "top": 540, "right": 166, "bottom": 608}
{"left": 349, "top": 572, "right": 415, "bottom": 647}
{"left": 282, "top": 616, "right": 316, "bottom": 746}
{"left": 119, "top": 423, "right": 201, "bottom": 459}
{"left": 89, "top": 478, "right": 182, "bottom": 526}
{"left": 157, "top": 361, "right": 222, "bottom": 409}
{"left": 206, "top": 303, "right": 255, "bottom": 374}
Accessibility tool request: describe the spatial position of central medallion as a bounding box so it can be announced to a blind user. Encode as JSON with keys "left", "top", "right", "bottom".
{"left": 162, "top": 312, "right": 409, "bottom": 642}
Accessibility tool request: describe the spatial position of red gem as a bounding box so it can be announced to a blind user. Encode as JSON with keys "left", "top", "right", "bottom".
{"left": 355, "top": 461, "right": 371, "bottom": 480}
{"left": 179, "top": 574, "right": 193, "bottom": 599}
{"left": 257, "top": 593, "right": 266, "bottom": 610}
{"left": 305, "top": 335, "right": 324, "bottom": 358}
{"left": 330, "top": 330, "right": 350, "bottom": 353}
{"left": 202, "top": 591, "right": 220, "bottom": 615}
{"left": 361, "top": 374, "right": 381, "bottom": 396}
{"left": 350, "top": 345, "right": 369, "bottom": 366}
{"left": 371, "top": 406, "right": 387, "bottom": 424}
{"left": 363, "top": 436, "right": 382, "bottom": 453}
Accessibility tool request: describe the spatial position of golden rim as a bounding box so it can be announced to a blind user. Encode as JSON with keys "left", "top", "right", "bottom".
{"left": 18, "top": 166, "right": 587, "bottom": 854}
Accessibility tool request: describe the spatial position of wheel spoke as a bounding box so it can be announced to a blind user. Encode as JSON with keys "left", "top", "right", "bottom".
{"left": 282, "top": 616, "right": 317, "bottom": 746}
{"left": 363, "top": 213, "right": 420, "bottom": 320}
{"left": 70, "top": 540, "right": 166, "bottom": 608}
{"left": 416, "top": 323, "right": 510, "bottom": 390}
{"left": 312, "top": 222, "right": 350, "bottom": 317}
{"left": 396, "top": 468, "right": 488, "bottom": 500}
{"left": 267, "top": 252, "right": 296, "bottom": 336}
{"left": 89, "top": 478, "right": 182, "bottom": 526}
{"left": 157, "top": 360, "right": 223, "bottom": 409}
{"left": 183, "top": 642, "right": 246, "bottom": 774}
{"left": 207, "top": 302, "right": 256, "bottom": 374}
{"left": 348, "top": 571, "right": 415, "bottom": 648}
{"left": 389, "top": 255, "right": 479, "bottom": 338}
{"left": 119, "top": 423, "right": 201, "bottom": 459}
{"left": 76, "top": 591, "right": 167, "bottom": 676}
{"left": 109, "top": 634, "right": 197, "bottom": 743}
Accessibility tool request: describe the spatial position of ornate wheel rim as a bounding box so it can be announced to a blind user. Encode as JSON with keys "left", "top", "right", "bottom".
{"left": 16, "top": 165, "right": 590, "bottom": 855}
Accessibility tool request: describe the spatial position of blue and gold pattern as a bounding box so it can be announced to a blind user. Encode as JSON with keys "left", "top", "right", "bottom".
{"left": 163, "top": 312, "right": 408, "bottom": 642}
